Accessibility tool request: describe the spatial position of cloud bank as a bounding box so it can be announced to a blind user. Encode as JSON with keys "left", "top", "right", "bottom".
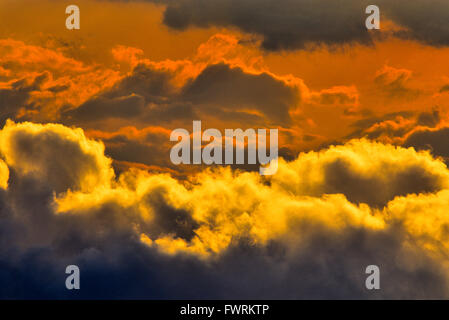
{"left": 144, "top": 0, "right": 449, "bottom": 51}
{"left": 1, "top": 121, "right": 449, "bottom": 298}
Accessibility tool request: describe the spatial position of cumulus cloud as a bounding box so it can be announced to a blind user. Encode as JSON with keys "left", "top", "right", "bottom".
{"left": 2, "top": 121, "right": 449, "bottom": 298}
{"left": 0, "top": 120, "right": 114, "bottom": 193}
{"left": 273, "top": 140, "right": 449, "bottom": 207}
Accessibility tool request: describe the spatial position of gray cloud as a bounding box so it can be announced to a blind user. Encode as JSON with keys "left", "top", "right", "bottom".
{"left": 404, "top": 127, "right": 449, "bottom": 160}
{"left": 344, "top": 108, "right": 441, "bottom": 143}
{"left": 161, "top": 0, "right": 374, "bottom": 51}
{"left": 382, "top": 0, "right": 449, "bottom": 47}
{"left": 103, "top": 133, "right": 169, "bottom": 165}
{"left": 182, "top": 63, "right": 298, "bottom": 124}
{"left": 345, "top": 111, "right": 414, "bottom": 140}
{"left": 64, "top": 94, "right": 146, "bottom": 123}
{"left": 0, "top": 74, "right": 48, "bottom": 125}
{"left": 63, "top": 63, "right": 299, "bottom": 127}
{"left": 417, "top": 109, "right": 441, "bottom": 128}
{"left": 322, "top": 159, "right": 443, "bottom": 207}
{"left": 139, "top": 0, "right": 449, "bottom": 51}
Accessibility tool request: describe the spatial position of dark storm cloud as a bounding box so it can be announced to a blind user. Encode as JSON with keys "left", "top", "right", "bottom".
{"left": 63, "top": 63, "right": 299, "bottom": 126}
{"left": 138, "top": 0, "right": 449, "bottom": 51}
{"left": 382, "top": 0, "right": 449, "bottom": 47}
{"left": 161, "top": 0, "right": 374, "bottom": 51}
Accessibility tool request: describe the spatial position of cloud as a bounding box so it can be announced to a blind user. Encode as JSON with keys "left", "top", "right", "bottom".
{"left": 308, "top": 85, "right": 359, "bottom": 107}
{"left": 182, "top": 63, "right": 299, "bottom": 124}
{"left": 0, "top": 160, "right": 8, "bottom": 190}
{"left": 63, "top": 61, "right": 301, "bottom": 127}
{"left": 440, "top": 84, "right": 449, "bottom": 94}
{"left": 64, "top": 94, "right": 146, "bottom": 123}
{"left": 0, "top": 77, "right": 39, "bottom": 124}
{"left": 140, "top": 0, "right": 449, "bottom": 51}
{"left": 374, "top": 65, "right": 420, "bottom": 100}
{"left": 0, "top": 35, "right": 363, "bottom": 161}
{"left": 0, "top": 120, "right": 114, "bottom": 193}
{"left": 416, "top": 108, "right": 441, "bottom": 128}
{"left": 86, "top": 126, "right": 176, "bottom": 172}
{"left": 382, "top": 0, "right": 449, "bottom": 47}
{"left": 0, "top": 39, "right": 87, "bottom": 77}
{"left": 273, "top": 139, "right": 449, "bottom": 208}
{"left": 2, "top": 122, "right": 449, "bottom": 298}
{"left": 160, "top": 0, "right": 374, "bottom": 51}
{"left": 404, "top": 127, "right": 449, "bottom": 160}
{"left": 345, "top": 108, "right": 443, "bottom": 145}
{"left": 0, "top": 39, "right": 121, "bottom": 122}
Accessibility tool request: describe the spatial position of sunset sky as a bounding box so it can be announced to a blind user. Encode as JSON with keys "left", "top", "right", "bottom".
{"left": 2, "top": 0, "right": 449, "bottom": 299}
